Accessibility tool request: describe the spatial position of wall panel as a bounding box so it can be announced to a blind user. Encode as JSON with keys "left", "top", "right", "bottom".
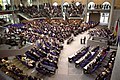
{"left": 51, "top": 0, "right": 120, "bottom": 8}
{"left": 12, "top": 0, "right": 120, "bottom": 8}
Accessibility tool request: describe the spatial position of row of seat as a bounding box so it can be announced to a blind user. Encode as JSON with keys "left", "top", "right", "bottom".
{"left": 0, "top": 44, "right": 59, "bottom": 78}
{"left": 16, "top": 55, "right": 36, "bottom": 68}
{"left": 88, "top": 28, "right": 117, "bottom": 46}
{"left": 35, "top": 45, "right": 61, "bottom": 75}
{"left": 0, "top": 59, "right": 41, "bottom": 80}
{"left": 67, "top": 37, "right": 74, "bottom": 44}
{"left": 0, "top": 33, "right": 26, "bottom": 47}
{"left": 75, "top": 46, "right": 100, "bottom": 68}
{"left": 68, "top": 43, "right": 116, "bottom": 80}
{"left": 83, "top": 48, "right": 109, "bottom": 74}
{"left": 0, "top": 18, "right": 7, "bottom": 26}
{"left": 68, "top": 46, "right": 90, "bottom": 63}
{"left": 5, "top": 64, "right": 26, "bottom": 80}
{"left": 16, "top": 46, "right": 60, "bottom": 75}
{"left": 88, "top": 28, "right": 113, "bottom": 39}
{"left": 95, "top": 51, "right": 116, "bottom": 80}
{"left": 36, "top": 59, "right": 58, "bottom": 75}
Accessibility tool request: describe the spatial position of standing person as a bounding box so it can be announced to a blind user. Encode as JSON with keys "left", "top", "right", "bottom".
{"left": 19, "top": 33, "right": 25, "bottom": 47}
{"left": 0, "top": 4, "right": 2, "bottom": 11}
{"left": 80, "top": 38, "right": 82, "bottom": 44}
{"left": 83, "top": 36, "right": 86, "bottom": 44}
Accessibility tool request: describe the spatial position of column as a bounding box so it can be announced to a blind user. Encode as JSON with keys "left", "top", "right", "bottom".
{"left": 22, "top": 0, "right": 28, "bottom": 6}
{"left": 10, "top": 0, "right": 14, "bottom": 10}
{"left": 10, "top": 0, "right": 16, "bottom": 24}
{"left": 37, "top": 0, "right": 39, "bottom": 11}
{"left": 61, "top": 0, "right": 64, "bottom": 14}
{"left": 61, "top": 0, "right": 64, "bottom": 20}
{"left": 84, "top": 0, "right": 88, "bottom": 22}
{"left": 108, "top": 0, "right": 115, "bottom": 29}
{"left": 111, "top": 19, "right": 120, "bottom": 80}
{"left": 14, "top": 0, "right": 20, "bottom": 6}
{"left": 49, "top": 0, "right": 52, "bottom": 5}
{"left": 111, "top": 44, "right": 120, "bottom": 80}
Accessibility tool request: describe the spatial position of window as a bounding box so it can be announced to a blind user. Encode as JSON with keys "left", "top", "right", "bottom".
{"left": 53, "top": 2, "right": 58, "bottom": 6}
{"left": 0, "top": 0, "right": 2, "bottom": 5}
{"left": 2, "top": 0, "right": 10, "bottom": 4}
{"left": 88, "top": 2, "right": 95, "bottom": 10}
{"left": 63, "top": 2, "right": 69, "bottom": 6}
{"left": 76, "top": 2, "right": 80, "bottom": 6}
{"left": 2, "top": 0, "right": 11, "bottom": 10}
{"left": 102, "top": 2, "right": 111, "bottom": 10}
{"left": 0, "top": 14, "right": 12, "bottom": 23}
{"left": 28, "top": 0, "right": 32, "bottom": 6}
{"left": 100, "top": 2, "right": 111, "bottom": 24}
{"left": 100, "top": 13, "right": 109, "bottom": 24}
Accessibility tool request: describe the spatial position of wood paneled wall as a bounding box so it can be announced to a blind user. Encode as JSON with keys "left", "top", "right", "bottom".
{"left": 14, "top": 0, "right": 20, "bottom": 6}
{"left": 115, "top": 0, "right": 120, "bottom": 8}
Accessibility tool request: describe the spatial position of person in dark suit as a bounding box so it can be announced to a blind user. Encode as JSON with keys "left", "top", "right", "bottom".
{"left": 83, "top": 36, "right": 86, "bottom": 44}
{"left": 0, "top": 4, "right": 2, "bottom": 11}
{"left": 80, "top": 38, "right": 82, "bottom": 44}
{"left": 95, "top": 71, "right": 107, "bottom": 80}
{"left": 19, "top": 33, "right": 26, "bottom": 47}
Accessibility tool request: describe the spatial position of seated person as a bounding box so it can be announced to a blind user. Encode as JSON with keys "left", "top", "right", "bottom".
{"left": 95, "top": 71, "right": 107, "bottom": 80}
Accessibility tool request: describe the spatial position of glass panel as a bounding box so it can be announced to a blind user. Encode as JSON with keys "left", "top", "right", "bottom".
{"left": 88, "top": 2, "right": 95, "bottom": 10}
{"left": 86, "top": 13, "right": 89, "bottom": 22}
{"left": 102, "top": 2, "right": 111, "bottom": 10}
{"left": 28, "top": 0, "right": 32, "bottom": 6}
{"left": 100, "top": 13, "right": 109, "bottom": 24}
{"left": 2, "top": 0, "right": 11, "bottom": 10}
{"left": 63, "top": 2, "right": 69, "bottom": 6}
{"left": 53, "top": 2, "right": 58, "bottom": 6}
{"left": 0, "top": 14, "right": 12, "bottom": 23}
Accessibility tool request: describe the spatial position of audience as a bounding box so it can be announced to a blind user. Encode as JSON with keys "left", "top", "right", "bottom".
{"left": 75, "top": 46, "right": 100, "bottom": 68}
{"left": 95, "top": 51, "right": 116, "bottom": 80}
{"left": 68, "top": 46, "right": 90, "bottom": 63}
{"left": 18, "top": 2, "right": 85, "bottom": 18}
{"left": 88, "top": 28, "right": 117, "bottom": 46}
{"left": 0, "top": 18, "right": 7, "bottom": 26}
{"left": 65, "top": 2, "right": 84, "bottom": 17}
{"left": 18, "top": 3, "right": 62, "bottom": 18}
{"left": 0, "top": 19, "right": 99, "bottom": 78}
{"left": 83, "top": 47, "right": 109, "bottom": 74}
{"left": 0, "top": 58, "right": 41, "bottom": 80}
{"left": 0, "top": 2, "right": 116, "bottom": 80}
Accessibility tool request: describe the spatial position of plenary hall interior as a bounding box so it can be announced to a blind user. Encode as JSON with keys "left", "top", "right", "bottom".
{"left": 0, "top": 0, "right": 120, "bottom": 80}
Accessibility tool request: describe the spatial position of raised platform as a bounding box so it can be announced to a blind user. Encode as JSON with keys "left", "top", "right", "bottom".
{"left": 0, "top": 10, "right": 18, "bottom": 15}
{"left": 17, "top": 13, "right": 46, "bottom": 21}
{"left": 0, "top": 42, "right": 35, "bottom": 58}
{"left": 17, "top": 13, "right": 84, "bottom": 21}
{"left": 87, "top": 36, "right": 108, "bottom": 48}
